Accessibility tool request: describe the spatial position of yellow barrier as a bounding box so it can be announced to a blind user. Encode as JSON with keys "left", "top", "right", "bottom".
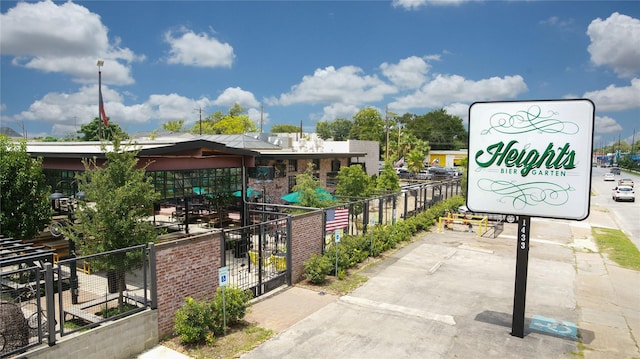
{"left": 437, "top": 212, "right": 488, "bottom": 237}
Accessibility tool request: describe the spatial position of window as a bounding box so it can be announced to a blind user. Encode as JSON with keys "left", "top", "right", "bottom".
{"left": 331, "top": 159, "right": 341, "bottom": 172}
{"left": 288, "top": 176, "right": 296, "bottom": 192}
{"left": 288, "top": 159, "right": 298, "bottom": 172}
{"left": 312, "top": 159, "right": 320, "bottom": 170}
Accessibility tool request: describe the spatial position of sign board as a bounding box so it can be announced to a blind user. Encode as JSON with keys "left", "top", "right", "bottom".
{"left": 335, "top": 229, "right": 342, "bottom": 243}
{"left": 218, "top": 266, "right": 228, "bottom": 287}
{"left": 467, "top": 99, "right": 595, "bottom": 220}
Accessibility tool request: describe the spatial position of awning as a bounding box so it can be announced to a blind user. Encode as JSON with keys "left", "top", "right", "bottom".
{"left": 281, "top": 188, "right": 334, "bottom": 203}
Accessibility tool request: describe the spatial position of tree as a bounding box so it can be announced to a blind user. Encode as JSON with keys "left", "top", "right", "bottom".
{"left": 376, "top": 161, "right": 400, "bottom": 192}
{"left": 316, "top": 120, "right": 332, "bottom": 140}
{"left": 0, "top": 138, "right": 51, "bottom": 239}
{"left": 330, "top": 118, "right": 353, "bottom": 141}
{"left": 404, "top": 109, "right": 467, "bottom": 150}
{"left": 406, "top": 149, "right": 426, "bottom": 176}
{"left": 271, "top": 124, "right": 301, "bottom": 133}
{"left": 349, "top": 107, "right": 385, "bottom": 143}
{"left": 335, "top": 165, "right": 374, "bottom": 199}
{"left": 64, "top": 137, "right": 159, "bottom": 310}
{"left": 292, "top": 163, "right": 335, "bottom": 208}
{"left": 78, "top": 117, "right": 129, "bottom": 141}
{"left": 162, "top": 120, "right": 185, "bottom": 132}
{"left": 189, "top": 104, "right": 258, "bottom": 134}
{"left": 316, "top": 118, "right": 353, "bottom": 141}
{"left": 211, "top": 115, "right": 257, "bottom": 134}
{"left": 335, "top": 165, "right": 373, "bottom": 221}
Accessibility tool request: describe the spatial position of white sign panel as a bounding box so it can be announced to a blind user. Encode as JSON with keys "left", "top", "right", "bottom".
{"left": 467, "top": 99, "right": 595, "bottom": 220}
{"left": 219, "top": 266, "right": 229, "bottom": 287}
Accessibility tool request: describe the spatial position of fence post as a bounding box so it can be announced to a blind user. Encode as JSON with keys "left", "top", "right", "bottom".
{"left": 392, "top": 194, "right": 397, "bottom": 225}
{"left": 44, "top": 262, "right": 56, "bottom": 346}
{"left": 148, "top": 243, "right": 158, "bottom": 310}
{"left": 362, "top": 200, "right": 369, "bottom": 234}
{"left": 285, "top": 217, "right": 292, "bottom": 285}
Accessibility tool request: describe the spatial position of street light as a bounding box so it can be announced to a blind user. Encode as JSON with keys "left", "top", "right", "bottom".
{"left": 97, "top": 59, "right": 104, "bottom": 139}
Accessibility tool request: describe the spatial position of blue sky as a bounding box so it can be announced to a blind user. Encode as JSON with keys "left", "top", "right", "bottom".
{"left": 1, "top": 0, "right": 639, "bottom": 147}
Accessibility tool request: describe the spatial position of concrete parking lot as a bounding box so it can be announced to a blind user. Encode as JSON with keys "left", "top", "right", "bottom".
{"left": 241, "top": 206, "right": 639, "bottom": 359}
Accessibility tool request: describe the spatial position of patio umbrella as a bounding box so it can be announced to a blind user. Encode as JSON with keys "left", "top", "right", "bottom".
{"left": 281, "top": 188, "right": 334, "bottom": 203}
{"left": 232, "top": 187, "right": 261, "bottom": 198}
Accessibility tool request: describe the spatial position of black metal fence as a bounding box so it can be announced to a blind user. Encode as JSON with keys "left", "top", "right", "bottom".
{"left": 324, "top": 179, "right": 462, "bottom": 243}
{"left": 1, "top": 264, "right": 47, "bottom": 357}
{"left": 220, "top": 216, "right": 291, "bottom": 297}
{"left": 1, "top": 244, "right": 154, "bottom": 358}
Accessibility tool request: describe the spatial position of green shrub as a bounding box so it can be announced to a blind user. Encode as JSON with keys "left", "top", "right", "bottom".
{"left": 304, "top": 253, "right": 333, "bottom": 284}
{"left": 210, "top": 286, "right": 253, "bottom": 335}
{"left": 302, "top": 195, "right": 467, "bottom": 282}
{"left": 173, "top": 297, "right": 213, "bottom": 344}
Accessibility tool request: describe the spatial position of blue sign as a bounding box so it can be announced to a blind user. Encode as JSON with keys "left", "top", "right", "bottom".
{"left": 530, "top": 315, "right": 578, "bottom": 340}
{"left": 219, "top": 266, "right": 229, "bottom": 287}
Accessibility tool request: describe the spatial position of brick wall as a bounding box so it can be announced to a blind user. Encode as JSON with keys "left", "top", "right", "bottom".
{"left": 153, "top": 212, "right": 325, "bottom": 337}
{"left": 155, "top": 232, "right": 221, "bottom": 337}
{"left": 290, "top": 211, "right": 324, "bottom": 283}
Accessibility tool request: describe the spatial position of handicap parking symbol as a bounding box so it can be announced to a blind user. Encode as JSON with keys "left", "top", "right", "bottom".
{"left": 529, "top": 314, "right": 578, "bottom": 340}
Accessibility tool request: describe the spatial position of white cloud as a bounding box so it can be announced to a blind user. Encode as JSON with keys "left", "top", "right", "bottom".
{"left": 268, "top": 66, "right": 396, "bottom": 106}
{"left": 213, "top": 87, "right": 260, "bottom": 108}
{"left": 318, "top": 103, "right": 362, "bottom": 123}
{"left": 587, "top": 12, "right": 640, "bottom": 78}
{"left": 164, "top": 28, "right": 235, "bottom": 68}
{"left": 582, "top": 78, "right": 640, "bottom": 112}
{"left": 380, "top": 56, "right": 431, "bottom": 89}
{"left": 8, "top": 86, "right": 215, "bottom": 135}
{"left": 392, "top": 0, "right": 476, "bottom": 10}
{"left": 389, "top": 74, "right": 528, "bottom": 113}
{"left": 594, "top": 115, "right": 623, "bottom": 134}
{"left": 539, "top": 16, "right": 575, "bottom": 29}
{"left": 0, "top": 0, "right": 141, "bottom": 85}
{"left": 443, "top": 102, "right": 470, "bottom": 124}
{"left": 248, "top": 108, "right": 269, "bottom": 128}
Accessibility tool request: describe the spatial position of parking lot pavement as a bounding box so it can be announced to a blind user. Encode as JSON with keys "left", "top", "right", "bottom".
{"left": 240, "top": 213, "right": 639, "bottom": 359}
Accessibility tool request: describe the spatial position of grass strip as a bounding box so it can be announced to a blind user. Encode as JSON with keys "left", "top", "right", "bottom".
{"left": 592, "top": 227, "right": 640, "bottom": 271}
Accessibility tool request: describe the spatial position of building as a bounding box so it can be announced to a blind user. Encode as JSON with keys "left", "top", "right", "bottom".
{"left": 428, "top": 149, "right": 468, "bottom": 168}
{"left": 25, "top": 133, "right": 378, "bottom": 229}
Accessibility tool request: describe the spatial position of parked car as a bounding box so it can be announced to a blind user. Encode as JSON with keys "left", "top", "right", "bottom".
{"left": 396, "top": 168, "right": 411, "bottom": 179}
{"left": 415, "top": 170, "right": 433, "bottom": 180}
{"left": 618, "top": 178, "right": 634, "bottom": 187}
{"left": 612, "top": 186, "right": 635, "bottom": 202}
{"left": 428, "top": 166, "right": 452, "bottom": 180}
{"left": 603, "top": 173, "right": 616, "bottom": 181}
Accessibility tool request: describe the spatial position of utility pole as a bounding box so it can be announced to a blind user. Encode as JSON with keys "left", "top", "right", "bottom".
{"left": 97, "top": 60, "right": 104, "bottom": 140}
{"left": 195, "top": 107, "right": 203, "bottom": 135}
{"left": 260, "top": 103, "right": 264, "bottom": 133}
{"left": 385, "top": 105, "right": 389, "bottom": 162}
{"left": 632, "top": 129, "right": 636, "bottom": 155}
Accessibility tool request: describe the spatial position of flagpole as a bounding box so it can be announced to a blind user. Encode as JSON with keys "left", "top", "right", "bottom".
{"left": 97, "top": 59, "right": 104, "bottom": 140}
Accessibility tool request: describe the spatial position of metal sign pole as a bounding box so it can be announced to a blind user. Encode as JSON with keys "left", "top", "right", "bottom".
{"left": 511, "top": 215, "right": 531, "bottom": 338}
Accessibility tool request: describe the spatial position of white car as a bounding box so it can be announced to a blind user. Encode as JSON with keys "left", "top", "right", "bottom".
{"left": 603, "top": 173, "right": 615, "bottom": 181}
{"left": 612, "top": 186, "right": 635, "bottom": 202}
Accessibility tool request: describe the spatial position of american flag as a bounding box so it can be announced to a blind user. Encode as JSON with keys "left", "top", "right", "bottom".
{"left": 325, "top": 208, "right": 349, "bottom": 232}
{"left": 99, "top": 86, "right": 108, "bottom": 127}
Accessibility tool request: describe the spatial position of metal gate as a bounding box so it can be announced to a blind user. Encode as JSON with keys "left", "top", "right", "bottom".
{"left": 220, "top": 217, "right": 290, "bottom": 297}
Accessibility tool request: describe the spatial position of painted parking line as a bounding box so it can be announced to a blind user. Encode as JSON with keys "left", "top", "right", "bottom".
{"left": 340, "top": 295, "right": 456, "bottom": 326}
